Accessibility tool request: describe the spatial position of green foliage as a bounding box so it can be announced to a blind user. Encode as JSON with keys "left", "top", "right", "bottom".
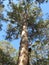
{"left": 30, "top": 40, "right": 49, "bottom": 65}
{"left": 0, "top": 41, "right": 18, "bottom": 65}
{"left": 0, "top": 0, "right": 48, "bottom": 41}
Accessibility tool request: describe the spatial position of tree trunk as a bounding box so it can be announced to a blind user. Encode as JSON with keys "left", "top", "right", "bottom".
{"left": 17, "top": 23, "right": 29, "bottom": 65}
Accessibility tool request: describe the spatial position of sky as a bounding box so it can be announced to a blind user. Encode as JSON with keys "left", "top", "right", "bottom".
{"left": 40, "top": 1, "right": 49, "bottom": 19}
{"left": 0, "top": 0, "right": 49, "bottom": 50}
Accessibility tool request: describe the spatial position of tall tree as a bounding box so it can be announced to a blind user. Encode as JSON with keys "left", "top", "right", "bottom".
{"left": 6, "top": 1, "right": 41, "bottom": 65}
{"left": 0, "top": 0, "right": 49, "bottom": 65}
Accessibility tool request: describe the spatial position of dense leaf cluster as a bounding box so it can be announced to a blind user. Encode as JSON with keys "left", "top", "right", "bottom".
{"left": 0, "top": 41, "right": 18, "bottom": 65}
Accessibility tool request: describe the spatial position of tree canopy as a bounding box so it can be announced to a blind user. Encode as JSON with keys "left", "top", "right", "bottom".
{"left": 0, "top": 0, "right": 49, "bottom": 41}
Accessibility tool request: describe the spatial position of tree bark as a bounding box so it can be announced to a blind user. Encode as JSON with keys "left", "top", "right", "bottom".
{"left": 17, "top": 23, "right": 29, "bottom": 65}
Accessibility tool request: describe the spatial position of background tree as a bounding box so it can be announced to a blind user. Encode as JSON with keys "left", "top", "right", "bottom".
{"left": 29, "top": 38, "right": 49, "bottom": 65}
{"left": 0, "top": 41, "right": 18, "bottom": 65}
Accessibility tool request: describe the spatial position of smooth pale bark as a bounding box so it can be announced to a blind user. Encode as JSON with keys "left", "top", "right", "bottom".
{"left": 17, "top": 23, "right": 29, "bottom": 65}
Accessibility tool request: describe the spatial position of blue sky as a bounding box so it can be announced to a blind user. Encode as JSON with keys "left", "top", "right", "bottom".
{"left": 0, "top": 0, "right": 49, "bottom": 50}
{"left": 40, "top": 1, "right": 49, "bottom": 19}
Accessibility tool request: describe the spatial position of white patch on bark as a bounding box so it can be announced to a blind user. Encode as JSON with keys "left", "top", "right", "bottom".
{"left": 21, "top": 25, "right": 27, "bottom": 37}
{"left": 21, "top": 47, "right": 25, "bottom": 54}
{"left": 21, "top": 30, "right": 25, "bottom": 37}
{"left": 23, "top": 25, "right": 26, "bottom": 29}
